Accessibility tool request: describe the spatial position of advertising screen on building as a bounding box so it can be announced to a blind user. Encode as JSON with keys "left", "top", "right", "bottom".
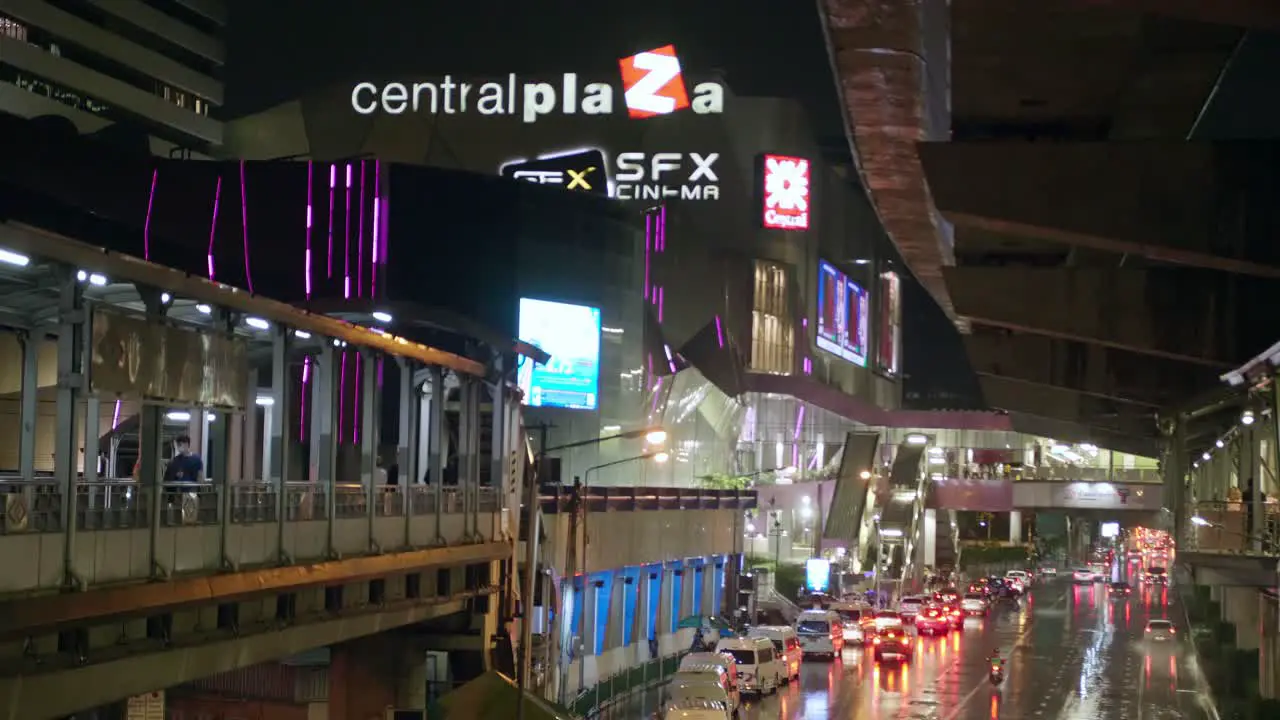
{"left": 815, "top": 260, "right": 869, "bottom": 367}
{"left": 517, "top": 298, "right": 601, "bottom": 410}
{"left": 878, "top": 271, "right": 901, "bottom": 374}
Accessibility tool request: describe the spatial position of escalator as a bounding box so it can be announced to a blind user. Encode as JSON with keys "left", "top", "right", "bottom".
{"left": 873, "top": 443, "right": 929, "bottom": 590}
{"left": 821, "top": 431, "right": 881, "bottom": 571}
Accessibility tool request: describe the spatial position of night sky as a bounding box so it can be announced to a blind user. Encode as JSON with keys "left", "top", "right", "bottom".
{"left": 226, "top": 0, "right": 983, "bottom": 404}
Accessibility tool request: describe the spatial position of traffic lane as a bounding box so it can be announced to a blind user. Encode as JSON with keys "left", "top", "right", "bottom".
{"left": 736, "top": 587, "right": 1056, "bottom": 719}
{"left": 1047, "top": 576, "right": 1210, "bottom": 720}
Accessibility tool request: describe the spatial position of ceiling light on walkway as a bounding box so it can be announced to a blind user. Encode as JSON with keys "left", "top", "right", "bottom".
{"left": 372, "top": 311, "right": 393, "bottom": 323}
{"left": 0, "top": 248, "right": 30, "bottom": 267}
{"left": 1242, "top": 410, "right": 1256, "bottom": 426}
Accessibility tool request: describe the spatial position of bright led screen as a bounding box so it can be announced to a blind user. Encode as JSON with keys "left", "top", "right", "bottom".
{"left": 815, "top": 260, "right": 869, "bottom": 367}
{"left": 517, "top": 298, "right": 601, "bottom": 410}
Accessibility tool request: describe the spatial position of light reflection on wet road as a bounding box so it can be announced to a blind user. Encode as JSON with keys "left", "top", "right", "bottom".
{"left": 638, "top": 562, "right": 1216, "bottom": 719}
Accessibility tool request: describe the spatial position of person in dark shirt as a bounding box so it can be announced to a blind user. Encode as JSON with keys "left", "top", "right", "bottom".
{"left": 164, "top": 434, "right": 204, "bottom": 483}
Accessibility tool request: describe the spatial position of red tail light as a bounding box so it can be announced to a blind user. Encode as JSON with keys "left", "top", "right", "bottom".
{"left": 873, "top": 637, "right": 881, "bottom": 645}
{"left": 952, "top": 611, "right": 962, "bottom": 617}
{"left": 1170, "top": 628, "right": 1176, "bottom": 634}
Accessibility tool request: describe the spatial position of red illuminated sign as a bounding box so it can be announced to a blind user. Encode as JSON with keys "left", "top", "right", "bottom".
{"left": 618, "top": 45, "right": 691, "bottom": 119}
{"left": 762, "top": 154, "right": 810, "bottom": 230}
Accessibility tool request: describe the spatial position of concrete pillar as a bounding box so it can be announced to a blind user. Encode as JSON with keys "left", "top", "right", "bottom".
{"left": 53, "top": 274, "right": 87, "bottom": 585}
{"left": 311, "top": 344, "right": 336, "bottom": 486}
{"left": 1009, "top": 510, "right": 1023, "bottom": 545}
{"left": 923, "top": 509, "right": 938, "bottom": 567}
{"left": 329, "top": 636, "right": 398, "bottom": 719}
{"left": 1223, "top": 586, "right": 1261, "bottom": 651}
{"left": 1262, "top": 591, "right": 1279, "bottom": 699}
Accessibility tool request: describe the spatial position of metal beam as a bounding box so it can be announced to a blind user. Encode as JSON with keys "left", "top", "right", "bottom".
{"left": 944, "top": 266, "right": 1234, "bottom": 367}
{"left": 0, "top": 541, "right": 509, "bottom": 639}
{"left": 963, "top": 331, "right": 1216, "bottom": 407}
{"left": 920, "top": 141, "right": 1280, "bottom": 278}
{"left": 980, "top": 376, "right": 1155, "bottom": 432}
{"left": 0, "top": 597, "right": 473, "bottom": 720}
{"left": 0, "top": 222, "right": 487, "bottom": 377}
{"left": 1005, "top": 411, "right": 1159, "bottom": 457}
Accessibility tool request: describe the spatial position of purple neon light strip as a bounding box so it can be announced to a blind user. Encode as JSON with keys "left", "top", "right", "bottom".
{"left": 793, "top": 406, "right": 805, "bottom": 440}
{"left": 714, "top": 315, "right": 724, "bottom": 348}
{"left": 643, "top": 213, "right": 651, "bottom": 300}
{"left": 352, "top": 352, "right": 361, "bottom": 444}
{"left": 658, "top": 205, "right": 667, "bottom": 251}
{"left": 357, "top": 161, "right": 366, "bottom": 298}
{"left": 664, "top": 344, "right": 676, "bottom": 373}
{"left": 343, "top": 164, "right": 352, "bottom": 299}
{"left": 239, "top": 161, "right": 256, "bottom": 293}
{"left": 376, "top": 356, "right": 384, "bottom": 387}
{"left": 305, "top": 160, "right": 313, "bottom": 298}
{"left": 143, "top": 169, "right": 158, "bottom": 260}
{"left": 300, "top": 357, "right": 310, "bottom": 442}
{"left": 207, "top": 175, "right": 222, "bottom": 281}
{"left": 338, "top": 350, "right": 348, "bottom": 440}
{"left": 327, "top": 164, "right": 336, "bottom": 278}
{"left": 792, "top": 445, "right": 799, "bottom": 468}
{"left": 111, "top": 399, "right": 121, "bottom": 430}
{"left": 371, "top": 162, "right": 380, "bottom": 297}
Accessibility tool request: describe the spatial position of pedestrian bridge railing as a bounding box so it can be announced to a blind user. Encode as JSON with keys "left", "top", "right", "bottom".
{"left": 0, "top": 476, "right": 506, "bottom": 596}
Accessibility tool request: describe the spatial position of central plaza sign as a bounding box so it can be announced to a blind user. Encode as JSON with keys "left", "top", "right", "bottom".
{"left": 351, "top": 45, "right": 725, "bottom": 123}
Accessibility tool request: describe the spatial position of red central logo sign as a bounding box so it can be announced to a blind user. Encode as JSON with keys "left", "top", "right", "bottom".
{"left": 618, "top": 45, "right": 691, "bottom": 119}
{"left": 761, "top": 154, "right": 812, "bottom": 231}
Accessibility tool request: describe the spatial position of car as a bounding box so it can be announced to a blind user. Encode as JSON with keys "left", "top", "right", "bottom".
{"left": 915, "top": 605, "right": 951, "bottom": 635}
{"left": 941, "top": 604, "right": 965, "bottom": 629}
{"left": 1006, "top": 570, "right": 1031, "bottom": 588}
{"left": 1108, "top": 581, "right": 1132, "bottom": 597}
{"left": 898, "top": 596, "right": 925, "bottom": 622}
{"left": 1038, "top": 566, "right": 1058, "bottom": 577}
{"left": 935, "top": 587, "right": 961, "bottom": 604}
{"left": 1145, "top": 567, "right": 1169, "bottom": 584}
{"left": 660, "top": 699, "right": 733, "bottom": 720}
{"left": 968, "top": 581, "right": 992, "bottom": 597}
{"left": 872, "top": 610, "right": 905, "bottom": 631}
{"left": 1145, "top": 619, "right": 1176, "bottom": 643}
{"left": 1072, "top": 568, "right": 1095, "bottom": 583}
{"left": 872, "top": 627, "right": 914, "bottom": 662}
{"left": 960, "top": 593, "right": 989, "bottom": 616}
{"left": 831, "top": 605, "right": 869, "bottom": 645}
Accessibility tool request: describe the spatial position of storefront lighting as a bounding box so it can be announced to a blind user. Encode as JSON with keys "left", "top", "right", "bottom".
{"left": 905, "top": 433, "right": 928, "bottom": 445}
{"left": 166, "top": 410, "right": 191, "bottom": 422}
{"left": 245, "top": 316, "right": 270, "bottom": 330}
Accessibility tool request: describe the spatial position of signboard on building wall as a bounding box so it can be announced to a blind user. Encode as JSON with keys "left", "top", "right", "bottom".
{"left": 759, "top": 154, "right": 811, "bottom": 230}
{"left": 90, "top": 309, "right": 249, "bottom": 408}
{"left": 499, "top": 149, "right": 721, "bottom": 201}
{"left": 125, "top": 691, "right": 164, "bottom": 720}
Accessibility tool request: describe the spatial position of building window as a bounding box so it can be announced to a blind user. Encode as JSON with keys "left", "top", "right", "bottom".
{"left": 0, "top": 15, "right": 28, "bottom": 42}
{"left": 750, "top": 261, "right": 793, "bottom": 375}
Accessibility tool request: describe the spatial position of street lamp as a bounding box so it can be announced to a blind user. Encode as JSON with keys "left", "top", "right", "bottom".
{"left": 573, "top": 450, "right": 669, "bottom": 697}
{"left": 541, "top": 425, "right": 668, "bottom": 455}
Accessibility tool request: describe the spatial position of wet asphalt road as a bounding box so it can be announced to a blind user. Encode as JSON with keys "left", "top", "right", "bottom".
{"left": 633, "top": 560, "right": 1218, "bottom": 719}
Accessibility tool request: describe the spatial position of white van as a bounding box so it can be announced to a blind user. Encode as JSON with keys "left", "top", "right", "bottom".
{"left": 679, "top": 652, "right": 741, "bottom": 695}
{"left": 670, "top": 663, "right": 740, "bottom": 716}
{"left": 795, "top": 609, "right": 845, "bottom": 658}
{"left": 667, "top": 679, "right": 733, "bottom": 716}
{"left": 714, "top": 636, "right": 785, "bottom": 695}
{"left": 661, "top": 698, "right": 733, "bottom": 720}
{"left": 1006, "top": 570, "right": 1031, "bottom": 588}
{"left": 748, "top": 625, "right": 802, "bottom": 682}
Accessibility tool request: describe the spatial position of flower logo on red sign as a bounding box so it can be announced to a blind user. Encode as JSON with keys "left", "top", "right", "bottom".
{"left": 762, "top": 154, "right": 811, "bottom": 230}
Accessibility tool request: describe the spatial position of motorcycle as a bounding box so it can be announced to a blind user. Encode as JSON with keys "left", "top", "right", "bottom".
{"left": 989, "top": 661, "right": 1005, "bottom": 686}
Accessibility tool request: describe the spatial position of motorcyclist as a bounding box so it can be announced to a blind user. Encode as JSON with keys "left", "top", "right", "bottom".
{"left": 988, "top": 648, "right": 1005, "bottom": 669}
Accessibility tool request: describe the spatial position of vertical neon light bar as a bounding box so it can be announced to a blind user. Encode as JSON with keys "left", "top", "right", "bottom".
{"left": 300, "top": 356, "right": 310, "bottom": 441}
{"left": 327, "top": 164, "right": 336, "bottom": 278}
{"left": 239, "top": 161, "right": 255, "bottom": 293}
{"left": 356, "top": 161, "right": 366, "bottom": 298}
{"left": 143, "top": 169, "right": 158, "bottom": 260}
{"left": 643, "top": 212, "right": 652, "bottom": 300}
{"left": 304, "top": 160, "right": 313, "bottom": 298}
{"left": 352, "top": 352, "right": 361, "bottom": 444}
{"left": 714, "top": 315, "right": 724, "bottom": 348}
{"left": 371, "top": 161, "right": 381, "bottom": 297}
{"left": 343, "top": 163, "right": 352, "bottom": 299}
{"left": 111, "top": 399, "right": 121, "bottom": 430}
{"left": 794, "top": 406, "right": 806, "bottom": 439}
{"left": 338, "top": 350, "right": 348, "bottom": 440}
{"left": 658, "top": 204, "right": 667, "bottom": 251}
{"left": 207, "top": 175, "right": 222, "bottom": 281}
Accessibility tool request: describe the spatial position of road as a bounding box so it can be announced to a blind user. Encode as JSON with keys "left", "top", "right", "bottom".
{"left": 630, "top": 560, "right": 1217, "bottom": 719}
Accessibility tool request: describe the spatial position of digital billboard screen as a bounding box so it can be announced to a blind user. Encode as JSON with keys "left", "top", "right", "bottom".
{"left": 815, "top": 260, "right": 869, "bottom": 367}
{"left": 517, "top": 298, "right": 601, "bottom": 410}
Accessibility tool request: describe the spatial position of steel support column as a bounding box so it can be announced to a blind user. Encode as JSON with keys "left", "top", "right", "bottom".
{"left": 312, "top": 344, "right": 338, "bottom": 557}
{"left": 361, "top": 350, "right": 378, "bottom": 552}
{"left": 140, "top": 404, "right": 164, "bottom": 576}
{"left": 242, "top": 368, "right": 259, "bottom": 483}
{"left": 17, "top": 332, "right": 38, "bottom": 482}
{"left": 429, "top": 366, "right": 445, "bottom": 544}
{"left": 270, "top": 328, "right": 291, "bottom": 562}
{"left": 53, "top": 274, "right": 88, "bottom": 587}
{"left": 398, "top": 358, "right": 421, "bottom": 543}
{"left": 459, "top": 378, "right": 474, "bottom": 539}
